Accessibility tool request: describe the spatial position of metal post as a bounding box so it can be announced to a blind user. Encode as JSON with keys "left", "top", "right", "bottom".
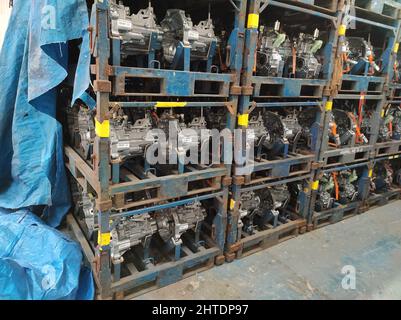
{"left": 93, "top": 0, "right": 112, "bottom": 298}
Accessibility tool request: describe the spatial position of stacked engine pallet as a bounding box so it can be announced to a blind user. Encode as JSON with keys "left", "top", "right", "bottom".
{"left": 226, "top": 0, "right": 343, "bottom": 260}
{"left": 309, "top": 0, "right": 401, "bottom": 230}
{"left": 62, "top": 0, "right": 401, "bottom": 299}
{"left": 64, "top": 0, "right": 246, "bottom": 299}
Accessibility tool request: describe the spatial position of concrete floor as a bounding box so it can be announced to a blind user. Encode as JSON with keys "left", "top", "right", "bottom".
{"left": 136, "top": 201, "right": 401, "bottom": 300}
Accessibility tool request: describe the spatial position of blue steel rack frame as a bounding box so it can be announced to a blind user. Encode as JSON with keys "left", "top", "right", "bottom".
{"left": 373, "top": 101, "right": 401, "bottom": 157}
{"left": 319, "top": 0, "right": 401, "bottom": 167}
{"left": 66, "top": 190, "right": 228, "bottom": 299}
{"left": 318, "top": 95, "right": 385, "bottom": 167}
{"left": 234, "top": 0, "right": 343, "bottom": 181}
{"left": 62, "top": 0, "right": 401, "bottom": 297}
{"left": 362, "top": 154, "right": 401, "bottom": 211}
{"left": 241, "top": 0, "right": 344, "bottom": 100}
{"left": 226, "top": 173, "right": 311, "bottom": 261}
{"left": 65, "top": 0, "right": 247, "bottom": 299}
{"left": 378, "top": 24, "right": 401, "bottom": 157}
{"left": 308, "top": 160, "right": 371, "bottom": 230}
{"left": 225, "top": 0, "right": 343, "bottom": 260}
{"left": 336, "top": 1, "right": 401, "bottom": 96}
{"left": 353, "top": 0, "right": 401, "bottom": 21}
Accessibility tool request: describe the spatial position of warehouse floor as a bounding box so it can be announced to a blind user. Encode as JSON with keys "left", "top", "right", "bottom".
{"left": 136, "top": 201, "right": 401, "bottom": 300}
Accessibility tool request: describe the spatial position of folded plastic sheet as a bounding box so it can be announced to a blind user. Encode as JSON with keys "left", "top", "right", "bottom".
{"left": 0, "top": 209, "right": 94, "bottom": 300}
{"left": 0, "top": 0, "right": 90, "bottom": 227}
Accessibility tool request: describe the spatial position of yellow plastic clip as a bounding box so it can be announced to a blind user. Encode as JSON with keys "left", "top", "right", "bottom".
{"left": 247, "top": 13, "right": 259, "bottom": 29}
{"left": 238, "top": 114, "right": 249, "bottom": 127}
{"left": 394, "top": 43, "right": 400, "bottom": 54}
{"left": 230, "top": 199, "right": 236, "bottom": 211}
{"left": 325, "top": 101, "right": 333, "bottom": 111}
{"left": 311, "top": 180, "right": 319, "bottom": 191}
{"left": 98, "top": 232, "right": 111, "bottom": 247}
{"left": 368, "top": 169, "right": 373, "bottom": 178}
{"left": 381, "top": 109, "right": 385, "bottom": 118}
{"left": 338, "top": 24, "right": 347, "bottom": 36}
{"left": 95, "top": 119, "right": 110, "bottom": 138}
{"left": 155, "top": 102, "right": 187, "bottom": 108}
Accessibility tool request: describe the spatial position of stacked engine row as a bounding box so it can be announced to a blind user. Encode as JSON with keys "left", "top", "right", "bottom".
{"left": 61, "top": 0, "right": 401, "bottom": 299}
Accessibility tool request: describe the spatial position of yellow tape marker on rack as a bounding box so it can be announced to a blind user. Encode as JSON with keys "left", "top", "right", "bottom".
{"left": 381, "top": 109, "right": 385, "bottom": 118}
{"left": 98, "top": 232, "right": 111, "bottom": 247}
{"left": 230, "top": 199, "right": 236, "bottom": 211}
{"left": 368, "top": 169, "right": 373, "bottom": 178}
{"left": 238, "top": 114, "right": 249, "bottom": 127}
{"left": 311, "top": 180, "right": 320, "bottom": 191}
{"left": 247, "top": 14, "right": 259, "bottom": 29}
{"left": 155, "top": 102, "right": 187, "bottom": 108}
{"left": 95, "top": 119, "right": 110, "bottom": 138}
{"left": 394, "top": 43, "right": 400, "bottom": 54}
{"left": 338, "top": 24, "right": 347, "bottom": 36}
{"left": 325, "top": 101, "right": 333, "bottom": 111}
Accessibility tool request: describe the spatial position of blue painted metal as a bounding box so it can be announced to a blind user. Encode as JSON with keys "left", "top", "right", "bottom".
{"left": 234, "top": 154, "right": 315, "bottom": 180}
{"left": 227, "top": 0, "right": 337, "bottom": 260}
{"left": 339, "top": 75, "right": 386, "bottom": 94}
{"left": 225, "top": 174, "right": 310, "bottom": 259}
{"left": 109, "top": 101, "right": 230, "bottom": 108}
{"left": 281, "top": 0, "right": 340, "bottom": 13}
{"left": 110, "top": 245, "right": 220, "bottom": 297}
{"left": 64, "top": 0, "right": 401, "bottom": 297}
{"left": 311, "top": 201, "right": 361, "bottom": 229}
{"left": 388, "top": 83, "right": 401, "bottom": 101}
{"left": 365, "top": 186, "right": 401, "bottom": 209}
{"left": 269, "top": 1, "right": 338, "bottom": 20}
{"left": 111, "top": 65, "right": 233, "bottom": 97}
{"left": 337, "top": 9, "right": 401, "bottom": 97}
{"left": 252, "top": 78, "right": 327, "bottom": 98}
{"left": 319, "top": 97, "right": 385, "bottom": 167}
{"left": 254, "top": 101, "right": 321, "bottom": 107}
{"left": 374, "top": 139, "right": 401, "bottom": 157}
{"left": 333, "top": 93, "right": 385, "bottom": 100}
{"left": 309, "top": 161, "right": 371, "bottom": 229}
{"left": 65, "top": 0, "right": 249, "bottom": 299}
{"left": 321, "top": 161, "right": 371, "bottom": 173}
{"left": 373, "top": 154, "right": 401, "bottom": 162}
{"left": 110, "top": 191, "right": 225, "bottom": 219}
{"left": 354, "top": 0, "right": 401, "bottom": 20}
{"left": 247, "top": 0, "right": 340, "bottom": 99}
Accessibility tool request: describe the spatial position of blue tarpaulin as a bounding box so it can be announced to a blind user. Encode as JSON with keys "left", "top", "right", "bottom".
{"left": 0, "top": 209, "right": 94, "bottom": 300}
{"left": 0, "top": 0, "right": 94, "bottom": 299}
{"left": 0, "top": 0, "right": 91, "bottom": 226}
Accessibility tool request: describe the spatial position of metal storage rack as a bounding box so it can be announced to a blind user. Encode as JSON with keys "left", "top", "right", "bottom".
{"left": 244, "top": 0, "right": 344, "bottom": 99}
{"left": 377, "top": 25, "right": 401, "bottom": 157}
{"left": 318, "top": 0, "right": 401, "bottom": 165}
{"left": 226, "top": 174, "right": 311, "bottom": 261}
{"left": 362, "top": 155, "right": 401, "bottom": 210}
{"left": 60, "top": 0, "right": 401, "bottom": 299}
{"left": 309, "top": 0, "right": 401, "bottom": 229}
{"left": 308, "top": 161, "right": 371, "bottom": 230}
{"left": 318, "top": 96, "right": 384, "bottom": 166}
{"left": 225, "top": 0, "right": 343, "bottom": 260}
{"left": 335, "top": 1, "right": 400, "bottom": 96}
{"left": 65, "top": 0, "right": 247, "bottom": 299}
{"left": 353, "top": 0, "right": 401, "bottom": 20}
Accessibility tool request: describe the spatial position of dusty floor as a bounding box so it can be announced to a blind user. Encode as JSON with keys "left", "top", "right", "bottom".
{"left": 136, "top": 201, "right": 401, "bottom": 300}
